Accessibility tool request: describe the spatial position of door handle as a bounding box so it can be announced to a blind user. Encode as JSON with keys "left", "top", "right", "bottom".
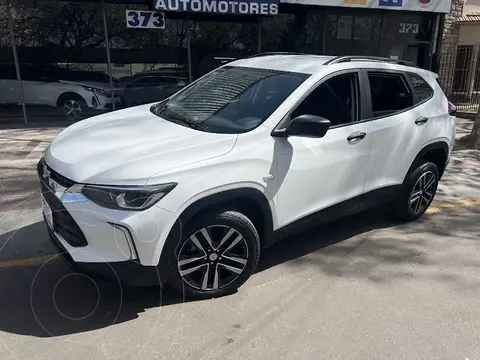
{"left": 347, "top": 132, "right": 366, "bottom": 142}
{"left": 415, "top": 116, "right": 429, "bottom": 125}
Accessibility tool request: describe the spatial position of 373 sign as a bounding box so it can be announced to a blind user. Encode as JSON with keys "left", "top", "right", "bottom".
{"left": 126, "top": 10, "right": 165, "bottom": 29}
{"left": 399, "top": 23, "right": 419, "bottom": 34}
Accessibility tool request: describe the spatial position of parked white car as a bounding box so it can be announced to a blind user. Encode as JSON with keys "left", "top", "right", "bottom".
{"left": 0, "top": 63, "right": 121, "bottom": 117}
{"left": 38, "top": 54, "right": 456, "bottom": 299}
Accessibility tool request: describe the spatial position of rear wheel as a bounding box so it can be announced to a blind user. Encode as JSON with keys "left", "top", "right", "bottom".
{"left": 166, "top": 210, "right": 260, "bottom": 299}
{"left": 393, "top": 160, "right": 439, "bottom": 221}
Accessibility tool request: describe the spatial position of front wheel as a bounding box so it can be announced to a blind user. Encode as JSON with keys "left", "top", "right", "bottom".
{"left": 393, "top": 160, "right": 439, "bottom": 221}
{"left": 166, "top": 210, "right": 260, "bottom": 299}
{"left": 62, "top": 98, "right": 85, "bottom": 118}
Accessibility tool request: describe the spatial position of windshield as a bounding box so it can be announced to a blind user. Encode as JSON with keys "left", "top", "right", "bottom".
{"left": 151, "top": 66, "right": 309, "bottom": 134}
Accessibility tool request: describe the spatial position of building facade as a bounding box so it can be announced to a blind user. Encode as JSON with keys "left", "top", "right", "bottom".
{"left": 1, "top": 0, "right": 452, "bottom": 124}
{"left": 436, "top": 0, "right": 480, "bottom": 113}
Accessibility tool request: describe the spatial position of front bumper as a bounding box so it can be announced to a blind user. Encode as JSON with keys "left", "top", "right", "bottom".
{"left": 93, "top": 93, "right": 122, "bottom": 110}
{"left": 38, "top": 159, "right": 178, "bottom": 272}
{"left": 45, "top": 222, "right": 161, "bottom": 286}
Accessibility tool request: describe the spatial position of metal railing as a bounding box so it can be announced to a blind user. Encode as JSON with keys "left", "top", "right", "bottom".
{"left": 437, "top": 46, "right": 480, "bottom": 113}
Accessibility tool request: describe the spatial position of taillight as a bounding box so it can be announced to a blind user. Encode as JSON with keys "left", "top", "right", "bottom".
{"left": 448, "top": 101, "right": 457, "bottom": 116}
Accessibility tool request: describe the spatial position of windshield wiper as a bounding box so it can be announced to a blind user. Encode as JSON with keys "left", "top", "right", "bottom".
{"left": 150, "top": 100, "right": 168, "bottom": 116}
{"left": 163, "top": 106, "right": 208, "bottom": 131}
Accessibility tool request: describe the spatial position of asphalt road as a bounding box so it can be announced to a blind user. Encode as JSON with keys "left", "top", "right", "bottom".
{"left": 1, "top": 119, "right": 480, "bottom": 360}
{"left": 0, "top": 205, "right": 479, "bottom": 360}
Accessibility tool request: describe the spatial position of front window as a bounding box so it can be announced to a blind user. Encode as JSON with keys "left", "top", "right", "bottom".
{"left": 151, "top": 66, "right": 309, "bottom": 134}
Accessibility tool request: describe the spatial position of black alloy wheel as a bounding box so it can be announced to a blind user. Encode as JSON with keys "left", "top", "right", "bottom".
{"left": 166, "top": 211, "right": 260, "bottom": 299}
{"left": 393, "top": 160, "right": 439, "bottom": 221}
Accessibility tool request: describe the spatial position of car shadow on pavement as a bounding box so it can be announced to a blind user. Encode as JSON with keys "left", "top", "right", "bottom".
{"left": 256, "top": 207, "right": 399, "bottom": 273}
{"left": 0, "top": 207, "right": 401, "bottom": 338}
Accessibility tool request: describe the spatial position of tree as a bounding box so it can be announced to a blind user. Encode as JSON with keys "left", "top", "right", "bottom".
{"left": 467, "top": 105, "right": 480, "bottom": 149}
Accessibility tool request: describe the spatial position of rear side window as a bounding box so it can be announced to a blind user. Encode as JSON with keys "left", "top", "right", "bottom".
{"left": 406, "top": 72, "right": 433, "bottom": 104}
{"left": 368, "top": 72, "right": 413, "bottom": 118}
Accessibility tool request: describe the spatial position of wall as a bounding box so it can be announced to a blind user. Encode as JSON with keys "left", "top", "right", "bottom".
{"left": 463, "top": 0, "right": 480, "bottom": 16}
{"left": 441, "top": 0, "right": 464, "bottom": 54}
{"left": 459, "top": 22, "right": 480, "bottom": 45}
{"left": 437, "top": 0, "right": 464, "bottom": 95}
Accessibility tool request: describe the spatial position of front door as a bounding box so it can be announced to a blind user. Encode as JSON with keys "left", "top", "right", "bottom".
{"left": 274, "top": 71, "right": 372, "bottom": 228}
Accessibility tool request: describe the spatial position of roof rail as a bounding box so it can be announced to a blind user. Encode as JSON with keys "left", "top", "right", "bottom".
{"left": 247, "top": 52, "right": 307, "bottom": 59}
{"left": 324, "top": 56, "right": 419, "bottom": 68}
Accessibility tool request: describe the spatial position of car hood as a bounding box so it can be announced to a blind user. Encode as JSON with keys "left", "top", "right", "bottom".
{"left": 44, "top": 104, "right": 237, "bottom": 185}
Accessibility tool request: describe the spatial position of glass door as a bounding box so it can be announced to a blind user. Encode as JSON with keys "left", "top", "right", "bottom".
{"left": 405, "top": 43, "right": 431, "bottom": 69}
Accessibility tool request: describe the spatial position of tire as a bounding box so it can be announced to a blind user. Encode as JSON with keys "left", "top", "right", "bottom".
{"left": 58, "top": 94, "right": 86, "bottom": 119}
{"left": 165, "top": 210, "right": 261, "bottom": 299}
{"left": 392, "top": 160, "right": 439, "bottom": 222}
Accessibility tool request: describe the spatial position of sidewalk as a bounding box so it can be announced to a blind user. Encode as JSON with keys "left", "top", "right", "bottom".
{"left": 433, "top": 118, "right": 480, "bottom": 205}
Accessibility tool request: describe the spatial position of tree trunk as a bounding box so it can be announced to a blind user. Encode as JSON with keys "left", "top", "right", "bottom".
{"left": 467, "top": 105, "right": 480, "bottom": 149}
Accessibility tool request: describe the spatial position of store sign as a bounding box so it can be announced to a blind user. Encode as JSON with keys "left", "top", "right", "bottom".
{"left": 126, "top": 10, "right": 165, "bottom": 29}
{"left": 281, "top": 0, "right": 451, "bottom": 13}
{"left": 379, "top": 0, "right": 402, "bottom": 7}
{"left": 153, "top": 0, "right": 279, "bottom": 15}
{"left": 399, "top": 22, "right": 419, "bottom": 33}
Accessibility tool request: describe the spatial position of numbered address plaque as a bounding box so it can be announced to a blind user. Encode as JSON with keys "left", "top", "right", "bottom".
{"left": 126, "top": 10, "right": 165, "bottom": 29}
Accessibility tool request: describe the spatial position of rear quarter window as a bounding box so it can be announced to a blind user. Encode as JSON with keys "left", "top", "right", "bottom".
{"left": 406, "top": 72, "right": 434, "bottom": 104}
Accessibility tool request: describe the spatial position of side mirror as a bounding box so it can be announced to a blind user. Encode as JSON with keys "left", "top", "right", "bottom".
{"left": 272, "top": 114, "right": 331, "bottom": 138}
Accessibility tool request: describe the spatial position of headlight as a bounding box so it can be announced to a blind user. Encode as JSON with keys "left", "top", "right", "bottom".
{"left": 82, "top": 86, "right": 106, "bottom": 95}
{"left": 80, "top": 183, "right": 177, "bottom": 210}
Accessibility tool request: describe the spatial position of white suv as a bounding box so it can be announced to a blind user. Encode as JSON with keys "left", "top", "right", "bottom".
{"left": 38, "top": 54, "right": 456, "bottom": 299}
{"left": 0, "top": 63, "right": 121, "bottom": 118}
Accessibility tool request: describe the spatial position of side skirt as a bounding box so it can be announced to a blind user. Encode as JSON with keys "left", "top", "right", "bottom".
{"left": 269, "top": 185, "right": 402, "bottom": 246}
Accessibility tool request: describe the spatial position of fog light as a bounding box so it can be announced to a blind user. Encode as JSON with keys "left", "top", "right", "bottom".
{"left": 92, "top": 96, "right": 98, "bottom": 108}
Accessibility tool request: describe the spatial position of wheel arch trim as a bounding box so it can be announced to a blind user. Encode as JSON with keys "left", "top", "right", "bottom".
{"left": 405, "top": 140, "right": 449, "bottom": 182}
{"left": 177, "top": 186, "right": 275, "bottom": 243}
{"left": 56, "top": 92, "right": 87, "bottom": 107}
{"left": 156, "top": 186, "right": 275, "bottom": 283}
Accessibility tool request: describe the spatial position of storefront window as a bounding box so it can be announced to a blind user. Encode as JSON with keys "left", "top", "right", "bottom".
{"left": 107, "top": 4, "right": 189, "bottom": 108}
{"left": 9, "top": 0, "right": 112, "bottom": 121}
{"left": 324, "top": 11, "right": 381, "bottom": 56}
{"left": 304, "top": 10, "right": 325, "bottom": 55}
{"left": 261, "top": 11, "right": 307, "bottom": 53}
{"left": 1, "top": 0, "right": 440, "bottom": 125}
{"left": 352, "top": 15, "right": 381, "bottom": 55}
{"left": 190, "top": 19, "right": 258, "bottom": 78}
{"left": 379, "top": 12, "right": 434, "bottom": 67}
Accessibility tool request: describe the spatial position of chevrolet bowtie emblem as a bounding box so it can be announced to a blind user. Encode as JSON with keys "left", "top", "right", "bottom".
{"left": 42, "top": 165, "right": 50, "bottom": 180}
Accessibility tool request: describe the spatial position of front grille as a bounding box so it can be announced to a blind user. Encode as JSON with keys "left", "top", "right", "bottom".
{"left": 38, "top": 160, "right": 88, "bottom": 247}
{"left": 37, "top": 159, "right": 76, "bottom": 188}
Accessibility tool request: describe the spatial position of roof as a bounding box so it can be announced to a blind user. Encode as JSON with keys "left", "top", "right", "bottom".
{"left": 228, "top": 54, "right": 430, "bottom": 77}
{"left": 457, "top": 12, "right": 480, "bottom": 22}
{"left": 230, "top": 54, "right": 335, "bottom": 74}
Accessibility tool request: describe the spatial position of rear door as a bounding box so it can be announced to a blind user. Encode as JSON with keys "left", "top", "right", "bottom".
{"left": 363, "top": 69, "right": 436, "bottom": 193}
{"left": 21, "top": 64, "right": 49, "bottom": 105}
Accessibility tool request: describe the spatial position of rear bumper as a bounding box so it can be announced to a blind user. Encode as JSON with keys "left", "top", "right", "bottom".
{"left": 46, "top": 221, "right": 161, "bottom": 287}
